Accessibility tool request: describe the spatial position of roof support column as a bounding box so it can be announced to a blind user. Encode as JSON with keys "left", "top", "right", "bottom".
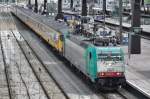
{"left": 27, "top": 0, "right": 32, "bottom": 9}
{"left": 70, "top": 0, "right": 73, "bottom": 9}
{"left": 55, "top": 0, "right": 64, "bottom": 20}
{"left": 141, "top": 0, "right": 144, "bottom": 6}
{"left": 103, "top": 0, "right": 106, "bottom": 14}
{"left": 132, "top": 0, "right": 141, "bottom": 27}
{"left": 34, "top": 0, "right": 38, "bottom": 13}
{"left": 119, "top": 0, "right": 123, "bottom": 43}
{"left": 42, "top": 0, "right": 47, "bottom": 14}
{"left": 82, "top": 0, "right": 87, "bottom": 16}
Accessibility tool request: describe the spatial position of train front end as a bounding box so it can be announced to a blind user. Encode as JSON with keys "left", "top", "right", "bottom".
{"left": 96, "top": 47, "right": 126, "bottom": 89}
{"left": 86, "top": 46, "right": 126, "bottom": 89}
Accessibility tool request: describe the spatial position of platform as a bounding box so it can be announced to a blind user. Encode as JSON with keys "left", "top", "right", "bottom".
{"left": 97, "top": 18, "right": 150, "bottom": 33}
{"left": 122, "top": 39, "right": 150, "bottom": 98}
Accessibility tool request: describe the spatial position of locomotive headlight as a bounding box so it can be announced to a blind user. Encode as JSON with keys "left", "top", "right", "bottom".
{"left": 101, "top": 72, "right": 104, "bottom": 76}
{"left": 117, "top": 72, "right": 120, "bottom": 75}
{"left": 108, "top": 63, "right": 112, "bottom": 66}
{"left": 99, "top": 72, "right": 105, "bottom": 76}
{"left": 116, "top": 72, "right": 123, "bottom": 76}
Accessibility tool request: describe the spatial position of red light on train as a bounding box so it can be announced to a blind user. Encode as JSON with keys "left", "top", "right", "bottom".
{"left": 98, "top": 72, "right": 123, "bottom": 77}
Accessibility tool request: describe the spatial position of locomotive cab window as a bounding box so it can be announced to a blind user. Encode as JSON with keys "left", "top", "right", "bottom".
{"left": 97, "top": 52, "right": 124, "bottom": 67}
{"left": 89, "top": 52, "right": 92, "bottom": 60}
{"left": 98, "top": 53, "right": 123, "bottom": 61}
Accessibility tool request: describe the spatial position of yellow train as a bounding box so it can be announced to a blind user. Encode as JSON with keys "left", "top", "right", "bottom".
{"left": 12, "top": 6, "right": 65, "bottom": 53}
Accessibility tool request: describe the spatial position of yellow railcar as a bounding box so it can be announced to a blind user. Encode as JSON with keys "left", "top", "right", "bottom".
{"left": 14, "top": 8, "right": 64, "bottom": 53}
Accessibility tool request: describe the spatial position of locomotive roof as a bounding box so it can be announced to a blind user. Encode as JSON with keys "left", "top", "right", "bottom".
{"left": 17, "top": 6, "right": 69, "bottom": 34}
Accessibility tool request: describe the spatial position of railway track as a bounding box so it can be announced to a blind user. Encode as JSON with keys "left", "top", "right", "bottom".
{"left": 9, "top": 9, "right": 68, "bottom": 99}
{"left": 11, "top": 8, "right": 149, "bottom": 99}
{"left": 9, "top": 10, "right": 69, "bottom": 99}
{"left": 0, "top": 9, "right": 48, "bottom": 99}
{"left": 0, "top": 11, "right": 15, "bottom": 99}
{"left": 0, "top": 16, "right": 11, "bottom": 99}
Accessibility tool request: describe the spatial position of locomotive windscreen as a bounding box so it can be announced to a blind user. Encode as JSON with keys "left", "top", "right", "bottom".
{"left": 97, "top": 53, "right": 123, "bottom": 61}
